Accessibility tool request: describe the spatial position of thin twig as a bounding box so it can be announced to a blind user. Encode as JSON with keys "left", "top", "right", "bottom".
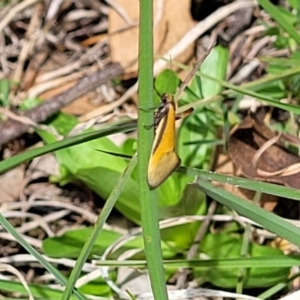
{"left": 0, "top": 0, "right": 41, "bottom": 33}
{"left": 0, "top": 263, "right": 34, "bottom": 300}
{"left": 0, "top": 62, "right": 123, "bottom": 146}
{"left": 175, "top": 43, "right": 215, "bottom": 100}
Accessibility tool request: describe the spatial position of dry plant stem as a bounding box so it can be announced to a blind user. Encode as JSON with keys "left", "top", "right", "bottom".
{"left": 0, "top": 231, "right": 41, "bottom": 248}
{"left": 153, "top": 0, "right": 256, "bottom": 74}
{"left": 28, "top": 70, "right": 86, "bottom": 98}
{"left": 16, "top": 210, "right": 69, "bottom": 236}
{"left": 252, "top": 133, "right": 282, "bottom": 167}
{"left": 105, "top": 0, "right": 133, "bottom": 24}
{"left": 12, "top": 1, "right": 43, "bottom": 86}
{"left": 0, "top": 263, "right": 34, "bottom": 300}
{"left": 0, "top": 62, "right": 123, "bottom": 146}
{"left": 0, "top": 0, "right": 41, "bottom": 33}
{"left": 45, "top": 0, "right": 64, "bottom": 21}
{"left": 230, "top": 59, "right": 260, "bottom": 84}
{"left": 0, "top": 108, "right": 37, "bottom": 126}
{"left": 176, "top": 201, "right": 217, "bottom": 288}
{"left": 1, "top": 210, "right": 59, "bottom": 237}
{"left": 247, "top": 36, "right": 274, "bottom": 59}
{"left": 0, "top": 32, "right": 8, "bottom": 74}
{"left": 2, "top": 200, "right": 98, "bottom": 224}
{"left": 36, "top": 41, "right": 108, "bottom": 84}
{"left": 0, "top": 254, "right": 96, "bottom": 273}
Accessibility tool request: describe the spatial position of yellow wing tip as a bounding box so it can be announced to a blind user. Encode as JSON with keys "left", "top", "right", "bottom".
{"left": 147, "top": 152, "right": 181, "bottom": 189}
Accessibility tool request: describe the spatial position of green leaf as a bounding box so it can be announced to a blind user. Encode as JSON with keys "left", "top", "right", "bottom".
{"left": 19, "top": 97, "right": 43, "bottom": 110}
{"left": 194, "top": 233, "right": 289, "bottom": 288}
{"left": 77, "top": 166, "right": 141, "bottom": 224}
{"left": 180, "top": 45, "right": 228, "bottom": 103}
{"left": 287, "top": 0, "right": 299, "bottom": 9}
{"left": 0, "top": 120, "right": 136, "bottom": 174}
{"left": 43, "top": 228, "right": 122, "bottom": 258}
{"left": 79, "top": 278, "right": 112, "bottom": 296}
{"left": 194, "top": 179, "right": 300, "bottom": 248}
{"left": 160, "top": 184, "right": 206, "bottom": 249}
{"left": 178, "top": 109, "right": 220, "bottom": 168}
{"left": 154, "top": 69, "right": 180, "bottom": 100}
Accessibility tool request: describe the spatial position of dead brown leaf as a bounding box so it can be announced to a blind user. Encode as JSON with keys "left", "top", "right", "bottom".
{"left": 109, "top": 0, "right": 197, "bottom": 75}
{"left": 229, "top": 112, "right": 300, "bottom": 189}
{"left": 214, "top": 146, "right": 278, "bottom": 212}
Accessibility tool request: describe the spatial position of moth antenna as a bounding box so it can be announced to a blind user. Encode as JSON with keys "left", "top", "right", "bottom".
{"left": 175, "top": 43, "right": 215, "bottom": 100}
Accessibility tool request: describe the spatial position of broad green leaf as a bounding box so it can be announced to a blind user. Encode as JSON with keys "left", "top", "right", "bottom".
{"left": 0, "top": 120, "right": 136, "bottom": 174}
{"left": 253, "top": 79, "right": 286, "bottom": 99}
{"left": 160, "top": 183, "right": 206, "bottom": 249}
{"left": 77, "top": 167, "right": 141, "bottom": 223}
{"left": 37, "top": 112, "right": 206, "bottom": 224}
{"left": 79, "top": 278, "right": 112, "bottom": 296}
{"left": 43, "top": 226, "right": 177, "bottom": 260}
{"left": 177, "top": 46, "right": 227, "bottom": 169}
{"left": 178, "top": 109, "right": 220, "bottom": 168}
{"left": 185, "top": 45, "right": 229, "bottom": 100}
{"left": 154, "top": 69, "right": 180, "bottom": 103}
{"left": 194, "top": 233, "right": 289, "bottom": 288}
{"left": 43, "top": 228, "right": 122, "bottom": 258}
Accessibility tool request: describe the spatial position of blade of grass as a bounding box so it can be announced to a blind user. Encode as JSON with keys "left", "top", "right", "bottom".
{"left": 0, "top": 214, "right": 87, "bottom": 300}
{"left": 258, "top": 0, "right": 300, "bottom": 46}
{"left": 179, "top": 63, "right": 300, "bottom": 115}
{"left": 172, "top": 58, "right": 300, "bottom": 94}
{"left": 0, "top": 120, "right": 136, "bottom": 174}
{"left": 95, "top": 255, "right": 300, "bottom": 269}
{"left": 193, "top": 179, "right": 300, "bottom": 247}
{"left": 236, "top": 223, "right": 252, "bottom": 294}
{"left": 0, "top": 280, "right": 78, "bottom": 300}
{"left": 258, "top": 271, "right": 300, "bottom": 299}
{"left": 61, "top": 155, "right": 138, "bottom": 300}
{"left": 138, "top": 0, "right": 168, "bottom": 299}
{"left": 180, "top": 167, "right": 300, "bottom": 201}
{"left": 197, "top": 70, "right": 300, "bottom": 114}
{"left": 172, "top": 59, "right": 300, "bottom": 114}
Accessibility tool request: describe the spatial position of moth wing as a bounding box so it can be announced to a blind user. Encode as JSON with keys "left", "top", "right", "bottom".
{"left": 147, "top": 151, "right": 180, "bottom": 189}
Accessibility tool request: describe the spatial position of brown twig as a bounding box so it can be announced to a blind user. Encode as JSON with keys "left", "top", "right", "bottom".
{"left": 0, "top": 62, "right": 123, "bottom": 146}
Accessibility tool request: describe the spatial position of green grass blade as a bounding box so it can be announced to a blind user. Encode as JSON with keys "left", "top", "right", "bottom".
{"left": 258, "top": 0, "right": 300, "bottom": 46}
{"left": 0, "top": 121, "right": 136, "bottom": 174}
{"left": 258, "top": 272, "right": 300, "bottom": 299}
{"left": 0, "top": 214, "right": 87, "bottom": 300}
{"left": 180, "top": 168, "right": 300, "bottom": 201}
{"left": 138, "top": 0, "right": 168, "bottom": 299}
{"left": 95, "top": 255, "right": 300, "bottom": 269}
{"left": 193, "top": 179, "right": 300, "bottom": 247}
{"left": 61, "top": 156, "right": 138, "bottom": 300}
{"left": 173, "top": 60, "right": 300, "bottom": 114}
{"left": 0, "top": 280, "right": 79, "bottom": 300}
{"left": 198, "top": 71, "right": 300, "bottom": 113}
